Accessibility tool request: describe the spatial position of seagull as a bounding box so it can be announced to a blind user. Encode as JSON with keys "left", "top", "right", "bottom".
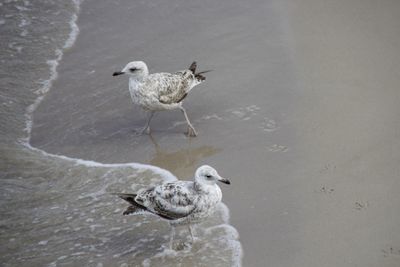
{"left": 114, "top": 165, "right": 230, "bottom": 247}
{"left": 112, "top": 61, "right": 210, "bottom": 137}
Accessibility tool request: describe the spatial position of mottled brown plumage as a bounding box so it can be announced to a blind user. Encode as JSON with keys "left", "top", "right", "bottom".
{"left": 113, "top": 61, "right": 210, "bottom": 136}
{"left": 114, "top": 165, "right": 230, "bottom": 225}
{"left": 114, "top": 165, "right": 230, "bottom": 247}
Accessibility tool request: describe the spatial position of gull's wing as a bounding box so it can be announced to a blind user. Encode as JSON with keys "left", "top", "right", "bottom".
{"left": 145, "top": 71, "right": 197, "bottom": 105}
{"left": 135, "top": 181, "right": 196, "bottom": 220}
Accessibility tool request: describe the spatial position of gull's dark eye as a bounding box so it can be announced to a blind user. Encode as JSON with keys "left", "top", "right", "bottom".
{"left": 129, "top": 67, "right": 137, "bottom": 72}
{"left": 205, "top": 174, "right": 212, "bottom": 179}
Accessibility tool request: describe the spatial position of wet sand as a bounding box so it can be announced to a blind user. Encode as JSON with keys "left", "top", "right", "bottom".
{"left": 31, "top": 0, "right": 400, "bottom": 266}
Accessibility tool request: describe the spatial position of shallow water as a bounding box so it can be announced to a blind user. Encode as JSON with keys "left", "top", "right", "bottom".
{"left": 2, "top": 0, "right": 400, "bottom": 266}
{"left": 0, "top": 0, "right": 241, "bottom": 266}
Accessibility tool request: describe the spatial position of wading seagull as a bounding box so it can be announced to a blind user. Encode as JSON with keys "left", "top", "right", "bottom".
{"left": 112, "top": 61, "right": 210, "bottom": 136}
{"left": 114, "top": 165, "right": 230, "bottom": 248}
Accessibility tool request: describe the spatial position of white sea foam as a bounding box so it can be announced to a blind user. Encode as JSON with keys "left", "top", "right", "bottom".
{"left": 19, "top": 18, "right": 30, "bottom": 27}
{"left": 38, "top": 240, "right": 49, "bottom": 246}
{"left": 20, "top": 29, "right": 28, "bottom": 37}
{"left": 139, "top": 203, "right": 242, "bottom": 267}
{"left": 63, "top": 13, "right": 79, "bottom": 49}
{"left": 23, "top": 0, "right": 81, "bottom": 143}
{"left": 23, "top": 142, "right": 177, "bottom": 182}
{"left": 15, "top": 5, "right": 29, "bottom": 11}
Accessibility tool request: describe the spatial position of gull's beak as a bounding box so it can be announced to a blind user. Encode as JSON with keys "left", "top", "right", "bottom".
{"left": 112, "top": 71, "right": 124, "bottom": 76}
{"left": 218, "top": 176, "right": 231, "bottom": 185}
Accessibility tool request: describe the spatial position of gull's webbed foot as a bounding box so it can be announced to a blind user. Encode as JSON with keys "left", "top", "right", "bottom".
{"left": 140, "top": 126, "right": 151, "bottom": 135}
{"left": 186, "top": 126, "right": 197, "bottom": 137}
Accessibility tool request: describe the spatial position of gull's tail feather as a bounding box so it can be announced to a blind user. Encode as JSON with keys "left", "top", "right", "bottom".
{"left": 122, "top": 205, "right": 144, "bottom": 215}
{"left": 195, "top": 70, "right": 213, "bottom": 81}
{"left": 113, "top": 193, "right": 147, "bottom": 215}
{"left": 189, "top": 61, "right": 197, "bottom": 73}
{"left": 196, "top": 70, "right": 213, "bottom": 75}
{"left": 188, "top": 61, "right": 212, "bottom": 81}
{"left": 113, "top": 193, "right": 176, "bottom": 220}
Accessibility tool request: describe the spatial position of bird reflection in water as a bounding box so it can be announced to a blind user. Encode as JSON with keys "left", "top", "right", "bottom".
{"left": 148, "top": 134, "right": 221, "bottom": 179}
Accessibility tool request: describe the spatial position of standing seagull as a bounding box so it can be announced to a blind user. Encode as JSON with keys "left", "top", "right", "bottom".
{"left": 114, "top": 165, "right": 230, "bottom": 247}
{"left": 113, "top": 61, "right": 210, "bottom": 136}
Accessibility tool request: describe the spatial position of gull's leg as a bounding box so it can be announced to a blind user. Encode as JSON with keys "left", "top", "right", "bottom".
{"left": 179, "top": 106, "right": 197, "bottom": 137}
{"left": 141, "top": 111, "right": 155, "bottom": 134}
{"left": 169, "top": 225, "right": 176, "bottom": 249}
{"left": 188, "top": 224, "right": 195, "bottom": 243}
